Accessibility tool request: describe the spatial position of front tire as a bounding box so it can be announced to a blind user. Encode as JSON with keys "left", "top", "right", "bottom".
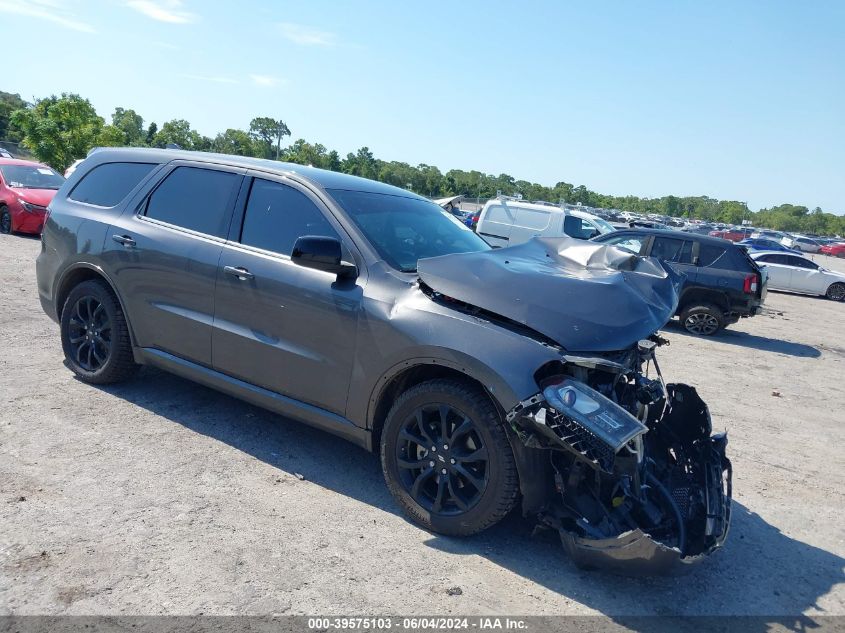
{"left": 0, "top": 206, "right": 11, "bottom": 234}
{"left": 826, "top": 283, "right": 845, "bottom": 302}
{"left": 60, "top": 280, "right": 139, "bottom": 384}
{"left": 680, "top": 303, "right": 725, "bottom": 336}
{"left": 380, "top": 379, "right": 519, "bottom": 536}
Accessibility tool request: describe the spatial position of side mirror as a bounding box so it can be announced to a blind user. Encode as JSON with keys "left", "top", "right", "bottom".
{"left": 291, "top": 236, "right": 358, "bottom": 279}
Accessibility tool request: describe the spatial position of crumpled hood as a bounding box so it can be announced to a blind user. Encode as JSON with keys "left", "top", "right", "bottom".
{"left": 417, "top": 237, "right": 682, "bottom": 352}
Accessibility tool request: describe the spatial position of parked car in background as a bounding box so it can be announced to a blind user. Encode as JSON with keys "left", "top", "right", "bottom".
{"left": 737, "top": 238, "right": 799, "bottom": 253}
{"left": 0, "top": 158, "right": 65, "bottom": 235}
{"left": 709, "top": 227, "right": 751, "bottom": 242}
{"left": 751, "top": 251, "right": 845, "bottom": 301}
{"left": 475, "top": 198, "right": 615, "bottom": 247}
{"left": 790, "top": 236, "right": 822, "bottom": 253}
{"left": 593, "top": 229, "right": 766, "bottom": 335}
{"left": 819, "top": 242, "right": 845, "bottom": 258}
{"left": 0, "top": 148, "right": 13, "bottom": 159}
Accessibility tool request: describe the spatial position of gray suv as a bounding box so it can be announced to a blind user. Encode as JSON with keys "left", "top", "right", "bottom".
{"left": 37, "top": 148, "right": 731, "bottom": 573}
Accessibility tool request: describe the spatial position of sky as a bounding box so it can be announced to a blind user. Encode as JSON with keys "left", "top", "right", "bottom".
{"left": 3, "top": 0, "right": 844, "bottom": 213}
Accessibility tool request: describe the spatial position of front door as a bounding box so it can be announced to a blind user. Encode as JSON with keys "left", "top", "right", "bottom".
{"left": 211, "top": 174, "right": 363, "bottom": 416}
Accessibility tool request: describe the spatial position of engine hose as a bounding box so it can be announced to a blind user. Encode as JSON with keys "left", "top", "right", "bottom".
{"left": 645, "top": 472, "right": 687, "bottom": 556}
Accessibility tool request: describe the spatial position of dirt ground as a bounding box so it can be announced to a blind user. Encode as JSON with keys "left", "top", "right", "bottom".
{"left": 1, "top": 232, "right": 843, "bottom": 617}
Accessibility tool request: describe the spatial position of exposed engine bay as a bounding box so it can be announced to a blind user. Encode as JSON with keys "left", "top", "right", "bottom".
{"left": 507, "top": 336, "right": 731, "bottom": 575}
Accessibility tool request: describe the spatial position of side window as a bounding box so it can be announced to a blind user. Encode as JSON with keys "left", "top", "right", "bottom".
{"left": 604, "top": 234, "right": 645, "bottom": 254}
{"left": 788, "top": 256, "right": 817, "bottom": 270}
{"left": 239, "top": 178, "right": 339, "bottom": 256}
{"left": 563, "top": 215, "right": 595, "bottom": 239}
{"left": 514, "top": 209, "right": 551, "bottom": 231}
{"left": 698, "top": 243, "right": 727, "bottom": 267}
{"left": 144, "top": 167, "right": 239, "bottom": 238}
{"left": 68, "top": 162, "right": 157, "bottom": 207}
{"left": 651, "top": 237, "right": 691, "bottom": 263}
{"left": 485, "top": 204, "right": 513, "bottom": 224}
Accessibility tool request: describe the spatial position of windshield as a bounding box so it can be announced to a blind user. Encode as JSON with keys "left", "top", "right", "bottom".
{"left": 327, "top": 189, "right": 490, "bottom": 272}
{"left": 0, "top": 164, "right": 65, "bottom": 190}
{"left": 590, "top": 216, "right": 616, "bottom": 234}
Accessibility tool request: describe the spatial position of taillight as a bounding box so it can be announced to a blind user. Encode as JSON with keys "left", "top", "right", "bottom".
{"left": 743, "top": 273, "right": 758, "bottom": 294}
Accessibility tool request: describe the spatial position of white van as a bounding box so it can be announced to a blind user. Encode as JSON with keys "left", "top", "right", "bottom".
{"left": 475, "top": 198, "right": 616, "bottom": 248}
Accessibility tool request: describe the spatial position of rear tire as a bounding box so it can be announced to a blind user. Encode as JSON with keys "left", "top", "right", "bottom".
{"left": 0, "top": 206, "right": 11, "bottom": 234}
{"left": 60, "top": 280, "right": 139, "bottom": 384}
{"left": 380, "top": 379, "right": 519, "bottom": 536}
{"left": 826, "top": 283, "right": 845, "bottom": 302}
{"left": 680, "top": 303, "right": 724, "bottom": 336}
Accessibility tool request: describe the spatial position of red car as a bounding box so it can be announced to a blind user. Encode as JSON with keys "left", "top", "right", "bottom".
{"left": 820, "top": 242, "right": 845, "bottom": 258}
{"left": 709, "top": 228, "right": 751, "bottom": 242}
{"left": 0, "top": 158, "right": 65, "bottom": 235}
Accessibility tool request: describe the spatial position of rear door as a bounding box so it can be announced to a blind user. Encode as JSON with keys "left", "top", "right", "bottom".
{"left": 647, "top": 235, "right": 696, "bottom": 283}
{"left": 512, "top": 207, "right": 551, "bottom": 244}
{"left": 211, "top": 173, "right": 363, "bottom": 416}
{"left": 476, "top": 203, "right": 513, "bottom": 247}
{"left": 103, "top": 162, "right": 244, "bottom": 366}
{"left": 755, "top": 254, "right": 792, "bottom": 290}
{"left": 783, "top": 255, "right": 826, "bottom": 293}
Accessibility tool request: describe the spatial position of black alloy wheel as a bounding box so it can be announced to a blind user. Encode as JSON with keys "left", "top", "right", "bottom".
{"left": 67, "top": 295, "right": 112, "bottom": 372}
{"left": 396, "top": 403, "right": 489, "bottom": 515}
{"left": 381, "top": 379, "right": 519, "bottom": 536}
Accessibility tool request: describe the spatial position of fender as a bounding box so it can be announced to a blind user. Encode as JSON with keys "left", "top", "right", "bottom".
{"left": 53, "top": 261, "right": 139, "bottom": 350}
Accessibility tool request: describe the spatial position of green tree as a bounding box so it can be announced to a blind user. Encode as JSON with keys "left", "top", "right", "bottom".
{"left": 145, "top": 122, "right": 158, "bottom": 146}
{"left": 111, "top": 107, "right": 145, "bottom": 145}
{"left": 97, "top": 125, "right": 129, "bottom": 147}
{"left": 152, "top": 119, "right": 200, "bottom": 149}
{"left": 249, "top": 117, "right": 291, "bottom": 159}
{"left": 213, "top": 128, "right": 257, "bottom": 156}
{"left": 10, "top": 93, "right": 104, "bottom": 170}
{"left": 0, "top": 91, "right": 27, "bottom": 141}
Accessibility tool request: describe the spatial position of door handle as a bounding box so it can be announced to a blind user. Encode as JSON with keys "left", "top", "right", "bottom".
{"left": 112, "top": 234, "right": 136, "bottom": 247}
{"left": 223, "top": 265, "right": 254, "bottom": 281}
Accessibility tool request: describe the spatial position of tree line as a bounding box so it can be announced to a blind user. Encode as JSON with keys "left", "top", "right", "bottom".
{"left": 2, "top": 90, "right": 842, "bottom": 236}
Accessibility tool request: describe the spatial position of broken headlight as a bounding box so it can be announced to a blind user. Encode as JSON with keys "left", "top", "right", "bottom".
{"left": 542, "top": 379, "right": 648, "bottom": 454}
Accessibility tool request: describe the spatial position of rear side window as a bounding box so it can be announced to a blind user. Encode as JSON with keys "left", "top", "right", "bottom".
{"left": 698, "top": 243, "right": 727, "bottom": 267}
{"left": 651, "top": 237, "right": 693, "bottom": 263}
{"left": 144, "top": 167, "right": 239, "bottom": 238}
{"left": 239, "top": 178, "right": 339, "bottom": 256}
{"left": 758, "top": 254, "right": 787, "bottom": 264}
{"left": 485, "top": 204, "right": 513, "bottom": 224}
{"left": 515, "top": 208, "right": 551, "bottom": 230}
{"left": 69, "top": 162, "right": 156, "bottom": 207}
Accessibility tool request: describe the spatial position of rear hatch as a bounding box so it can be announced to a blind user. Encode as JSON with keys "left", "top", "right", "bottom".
{"left": 738, "top": 247, "right": 767, "bottom": 303}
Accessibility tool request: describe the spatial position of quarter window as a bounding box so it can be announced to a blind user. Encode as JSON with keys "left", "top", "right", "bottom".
{"left": 240, "top": 179, "right": 339, "bottom": 256}
{"left": 144, "top": 167, "right": 239, "bottom": 238}
{"left": 69, "top": 162, "right": 157, "bottom": 207}
{"left": 698, "top": 244, "right": 727, "bottom": 267}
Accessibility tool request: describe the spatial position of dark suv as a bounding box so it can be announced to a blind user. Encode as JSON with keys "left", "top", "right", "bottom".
{"left": 594, "top": 228, "right": 767, "bottom": 335}
{"left": 36, "top": 148, "right": 731, "bottom": 573}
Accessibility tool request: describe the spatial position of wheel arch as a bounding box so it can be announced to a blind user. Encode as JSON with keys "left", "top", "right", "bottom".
{"left": 678, "top": 287, "right": 730, "bottom": 313}
{"left": 54, "top": 263, "right": 136, "bottom": 346}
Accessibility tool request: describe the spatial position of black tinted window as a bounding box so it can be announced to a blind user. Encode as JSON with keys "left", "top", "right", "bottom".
{"left": 698, "top": 243, "right": 727, "bottom": 267}
{"left": 759, "top": 254, "right": 788, "bottom": 264}
{"left": 651, "top": 237, "right": 692, "bottom": 263}
{"left": 240, "top": 179, "right": 338, "bottom": 255}
{"left": 69, "top": 162, "right": 156, "bottom": 207}
{"left": 786, "top": 256, "right": 817, "bottom": 269}
{"left": 145, "top": 167, "right": 239, "bottom": 238}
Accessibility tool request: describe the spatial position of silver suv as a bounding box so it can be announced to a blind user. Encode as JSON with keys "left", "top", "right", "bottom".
{"left": 36, "top": 148, "right": 731, "bottom": 573}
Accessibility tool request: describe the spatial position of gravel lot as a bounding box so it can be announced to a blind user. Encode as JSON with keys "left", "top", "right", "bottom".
{"left": 1, "top": 232, "right": 843, "bottom": 617}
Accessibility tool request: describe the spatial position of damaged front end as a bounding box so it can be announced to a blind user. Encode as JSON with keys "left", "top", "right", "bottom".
{"left": 507, "top": 338, "right": 731, "bottom": 575}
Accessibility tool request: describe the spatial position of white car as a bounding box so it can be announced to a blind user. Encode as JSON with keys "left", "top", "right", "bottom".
{"left": 750, "top": 251, "right": 845, "bottom": 301}
{"left": 475, "top": 198, "right": 615, "bottom": 248}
